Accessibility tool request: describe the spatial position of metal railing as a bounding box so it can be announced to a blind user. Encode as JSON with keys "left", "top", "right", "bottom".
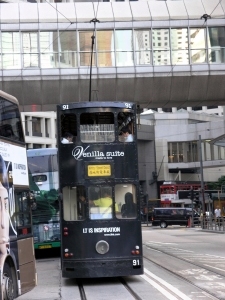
{"left": 201, "top": 216, "right": 225, "bottom": 232}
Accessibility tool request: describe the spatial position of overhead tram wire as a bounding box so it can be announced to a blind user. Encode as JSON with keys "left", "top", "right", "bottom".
{"left": 144, "top": 0, "right": 223, "bottom": 111}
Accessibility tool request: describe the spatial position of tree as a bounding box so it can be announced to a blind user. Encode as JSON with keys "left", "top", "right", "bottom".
{"left": 207, "top": 175, "right": 225, "bottom": 190}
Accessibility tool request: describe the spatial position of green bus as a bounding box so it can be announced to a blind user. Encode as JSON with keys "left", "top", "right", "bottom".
{"left": 27, "top": 148, "right": 60, "bottom": 250}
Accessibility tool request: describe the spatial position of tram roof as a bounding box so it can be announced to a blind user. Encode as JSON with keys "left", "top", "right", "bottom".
{"left": 57, "top": 101, "right": 136, "bottom": 110}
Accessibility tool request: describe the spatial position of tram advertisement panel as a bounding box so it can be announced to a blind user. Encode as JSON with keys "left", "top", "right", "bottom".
{"left": 59, "top": 143, "right": 138, "bottom": 184}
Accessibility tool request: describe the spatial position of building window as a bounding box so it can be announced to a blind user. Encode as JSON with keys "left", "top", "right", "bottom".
{"left": 152, "top": 29, "right": 170, "bottom": 65}
{"left": 208, "top": 27, "right": 225, "bottom": 63}
{"left": 134, "top": 30, "right": 151, "bottom": 65}
{"left": 79, "top": 31, "right": 96, "bottom": 67}
{"left": 2, "top": 32, "right": 21, "bottom": 69}
{"left": 40, "top": 31, "right": 59, "bottom": 68}
{"left": 32, "top": 117, "right": 42, "bottom": 137}
{"left": 115, "top": 30, "right": 134, "bottom": 66}
{"left": 96, "top": 31, "right": 115, "bottom": 67}
{"left": 22, "top": 32, "right": 39, "bottom": 68}
{"left": 171, "top": 28, "right": 189, "bottom": 65}
{"left": 59, "top": 31, "right": 77, "bottom": 68}
{"left": 190, "top": 28, "right": 206, "bottom": 64}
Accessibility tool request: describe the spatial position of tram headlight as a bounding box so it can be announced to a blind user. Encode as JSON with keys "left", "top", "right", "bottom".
{"left": 96, "top": 240, "right": 109, "bottom": 255}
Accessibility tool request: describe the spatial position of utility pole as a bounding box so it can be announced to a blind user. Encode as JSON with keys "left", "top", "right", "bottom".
{"left": 89, "top": 18, "right": 100, "bottom": 102}
{"left": 190, "top": 186, "right": 194, "bottom": 227}
{"left": 198, "top": 135, "right": 206, "bottom": 216}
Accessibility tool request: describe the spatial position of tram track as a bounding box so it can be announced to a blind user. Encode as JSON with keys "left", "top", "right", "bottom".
{"left": 143, "top": 243, "right": 225, "bottom": 300}
{"left": 75, "top": 277, "right": 141, "bottom": 300}
{"left": 76, "top": 279, "right": 87, "bottom": 300}
{"left": 119, "top": 277, "right": 142, "bottom": 300}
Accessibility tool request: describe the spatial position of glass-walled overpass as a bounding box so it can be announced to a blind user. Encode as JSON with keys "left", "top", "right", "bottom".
{"left": 0, "top": 1, "right": 225, "bottom": 111}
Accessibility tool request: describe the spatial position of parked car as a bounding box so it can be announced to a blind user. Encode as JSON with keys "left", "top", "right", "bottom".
{"left": 152, "top": 207, "right": 199, "bottom": 228}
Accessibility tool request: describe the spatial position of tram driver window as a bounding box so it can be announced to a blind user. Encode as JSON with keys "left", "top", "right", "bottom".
{"left": 60, "top": 114, "right": 77, "bottom": 144}
{"left": 80, "top": 112, "right": 115, "bottom": 143}
{"left": 62, "top": 186, "right": 86, "bottom": 221}
{"left": 118, "top": 112, "right": 134, "bottom": 142}
{"left": 115, "top": 184, "right": 137, "bottom": 219}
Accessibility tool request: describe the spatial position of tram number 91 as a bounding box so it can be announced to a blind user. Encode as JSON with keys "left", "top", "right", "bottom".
{"left": 125, "top": 103, "right": 132, "bottom": 109}
{"left": 133, "top": 259, "right": 140, "bottom": 266}
{"left": 62, "top": 104, "right": 69, "bottom": 110}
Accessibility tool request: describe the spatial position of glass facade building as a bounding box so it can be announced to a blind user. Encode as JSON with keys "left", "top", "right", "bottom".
{"left": 0, "top": 27, "right": 225, "bottom": 69}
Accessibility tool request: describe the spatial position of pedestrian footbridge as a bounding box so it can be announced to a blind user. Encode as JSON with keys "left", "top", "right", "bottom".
{"left": 1, "top": 1, "right": 225, "bottom": 111}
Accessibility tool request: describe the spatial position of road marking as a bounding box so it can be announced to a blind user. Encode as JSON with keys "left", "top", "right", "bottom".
{"left": 147, "top": 242, "right": 178, "bottom": 245}
{"left": 204, "top": 264, "right": 225, "bottom": 272}
{"left": 143, "top": 268, "right": 192, "bottom": 300}
{"left": 141, "top": 274, "right": 179, "bottom": 300}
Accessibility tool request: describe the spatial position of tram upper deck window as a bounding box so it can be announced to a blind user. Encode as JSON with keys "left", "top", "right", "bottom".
{"left": 80, "top": 112, "right": 115, "bottom": 143}
{"left": 115, "top": 184, "right": 137, "bottom": 219}
{"left": 118, "top": 112, "right": 134, "bottom": 142}
{"left": 60, "top": 113, "right": 77, "bottom": 143}
{"left": 0, "top": 97, "right": 24, "bottom": 142}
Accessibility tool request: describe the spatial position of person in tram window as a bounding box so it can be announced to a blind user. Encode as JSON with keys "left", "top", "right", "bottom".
{"left": 61, "top": 132, "right": 73, "bottom": 144}
{"left": 77, "top": 188, "right": 86, "bottom": 220}
{"left": 120, "top": 127, "right": 134, "bottom": 142}
{"left": 90, "top": 188, "right": 119, "bottom": 213}
{"left": 121, "top": 192, "right": 137, "bottom": 218}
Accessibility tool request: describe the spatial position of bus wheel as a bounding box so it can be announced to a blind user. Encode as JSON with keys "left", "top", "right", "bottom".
{"left": 160, "top": 221, "right": 167, "bottom": 228}
{"left": 3, "top": 263, "right": 15, "bottom": 300}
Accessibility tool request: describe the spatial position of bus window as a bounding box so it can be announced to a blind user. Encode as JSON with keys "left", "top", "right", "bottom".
{"left": 60, "top": 113, "right": 77, "bottom": 143}
{"left": 63, "top": 186, "right": 86, "bottom": 221}
{"left": 80, "top": 112, "right": 115, "bottom": 143}
{"left": 88, "top": 186, "right": 117, "bottom": 220}
{"left": 0, "top": 97, "right": 24, "bottom": 142}
{"left": 118, "top": 112, "right": 134, "bottom": 142}
{"left": 115, "top": 184, "right": 137, "bottom": 219}
{"left": 13, "top": 192, "right": 32, "bottom": 228}
{"left": 32, "top": 174, "right": 47, "bottom": 183}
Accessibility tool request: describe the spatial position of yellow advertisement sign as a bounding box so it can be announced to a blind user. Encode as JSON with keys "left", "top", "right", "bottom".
{"left": 88, "top": 165, "right": 111, "bottom": 177}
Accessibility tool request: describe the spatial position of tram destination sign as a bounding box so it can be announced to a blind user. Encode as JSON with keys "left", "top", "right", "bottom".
{"left": 87, "top": 164, "right": 111, "bottom": 177}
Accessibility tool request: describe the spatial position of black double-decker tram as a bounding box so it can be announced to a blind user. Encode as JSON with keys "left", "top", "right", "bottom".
{"left": 57, "top": 101, "right": 143, "bottom": 278}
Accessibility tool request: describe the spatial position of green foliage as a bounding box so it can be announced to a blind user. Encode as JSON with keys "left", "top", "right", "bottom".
{"left": 207, "top": 175, "right": 225, "bottom": 190}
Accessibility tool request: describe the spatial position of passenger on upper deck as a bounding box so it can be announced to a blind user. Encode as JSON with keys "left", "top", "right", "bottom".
{"left": 120, "top": 127, "right": 134, "bottom": 142}
{"left": 61, "top": 132, "right": 73, "bottom": 144}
